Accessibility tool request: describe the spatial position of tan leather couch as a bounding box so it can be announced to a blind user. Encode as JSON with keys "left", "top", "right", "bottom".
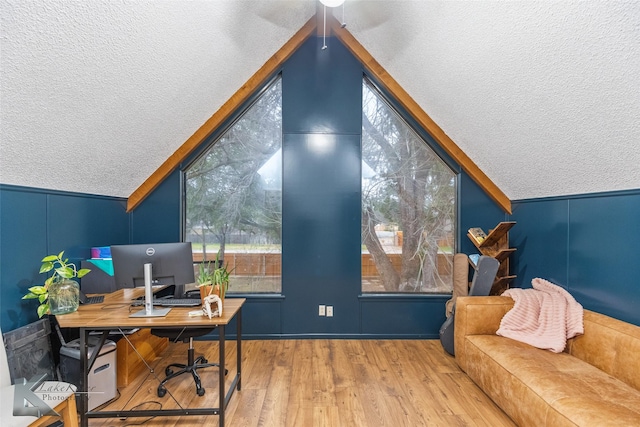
{"left": 454, "top": 296, "right": 640, "bottom": 426}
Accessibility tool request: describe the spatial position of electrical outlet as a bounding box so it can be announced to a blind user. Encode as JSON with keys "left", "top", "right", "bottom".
{"left": 319, "top": 305, "right": 326, "bottom": 316}
{"left": 326, "top": 306, "right": 333, "bottom": 317}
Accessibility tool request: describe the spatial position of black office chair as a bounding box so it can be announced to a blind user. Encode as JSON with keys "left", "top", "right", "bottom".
{"left": 150, "top": 327, "right": 226, "bottom": 397}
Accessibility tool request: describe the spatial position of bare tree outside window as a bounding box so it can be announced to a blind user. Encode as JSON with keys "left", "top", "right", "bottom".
{"left": 362, "top": 79, "right": 456, "bottom": 293}
{"left": 185, "top": 78, "right": 282, "bottom": 293}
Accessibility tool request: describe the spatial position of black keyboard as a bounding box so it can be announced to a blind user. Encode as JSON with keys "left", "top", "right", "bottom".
{"left": 158, "top": 298, "right": 202, "bottom": 307}
{"left": 79, "top": 294, "right": 104, "bottom": 305}
{"left": 131, "top": 298, "right": 201, "bottom": 307}
{"left": 86, "top": 295, "right": 104, "bottom": 304}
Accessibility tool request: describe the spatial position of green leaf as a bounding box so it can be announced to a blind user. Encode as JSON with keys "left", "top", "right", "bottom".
{"left": 40, "top": 262, "right": 54, "bottom": 273}
{"left": 37, "top": 304, "right": 49, "bottom": 318}
{"left": 45, "top": 276, "right": 54, "bottom": 286}
{"left": 22, "top": 293, "right": 38, "bottom": 300}
{"left": 77, "top": 268, "right": 91, "bottom": 278}
{"left": 27, "top": 285, "right": 47, "bottom": 295}
{"left": 56, "top": 266, "right": 74, "bottom": 279}
{"left": 38, "top": 294, "right": 48, "bottom": 303}
{"left": 41, "top": 255, "right": 58, "bottom": 262}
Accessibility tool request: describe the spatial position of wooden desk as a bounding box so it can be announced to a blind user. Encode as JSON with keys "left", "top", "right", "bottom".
{"left": 55, "top": 289, "right": 244, "bottom": 427}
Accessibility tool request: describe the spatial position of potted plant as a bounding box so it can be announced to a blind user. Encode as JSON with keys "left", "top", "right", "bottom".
{"left": 197, "top": 251, "right": 232, "bottom": 302}
{"left": 23, "top": 251, "right": 91, "bottom": 317}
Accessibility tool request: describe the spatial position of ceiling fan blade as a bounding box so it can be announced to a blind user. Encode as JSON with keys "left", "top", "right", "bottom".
{"left": 339, "top": 0, "right": 395, "bottom": 31}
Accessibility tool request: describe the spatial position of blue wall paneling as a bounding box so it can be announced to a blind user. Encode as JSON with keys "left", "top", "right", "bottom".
{"left": 282, "top": 133, "right": 362, "bottom": 335}
{"left": 458, "top": 173, "right": 510, "bottom": 256}
{"left": 281, "top": 36, "right": 363, "bottom": 336}
{"left": 1, "top": 188, "right": 49, "bottom": 329}
{"left": 283, "top": 37, "right": 363, "bottom": 134}
{"left": 359, "top": 295, "right": 449, "bottom": 337}
{"left": 510, "top": 190, "right": 640, "bottom": 326}
{"left": 46, "top": 192, "right": 130, "bottom": 258}
{"left": 567, "top": 194, "right": 639, "bottom": 323}
{"left": 0, "top": 185, "right": 129, "bottom": 330}
{"left": 130, "top": 170, "right": 182, "bottom": 244}
{"left": 509, "top": 199, "right": 570, "bottom": 288}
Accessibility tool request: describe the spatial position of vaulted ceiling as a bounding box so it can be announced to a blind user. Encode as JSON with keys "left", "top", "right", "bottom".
{"left": 1, "top": 1, "right": 638, "bottom": 205}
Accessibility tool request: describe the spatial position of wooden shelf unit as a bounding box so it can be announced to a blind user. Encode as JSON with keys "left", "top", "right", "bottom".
{"left": 467, "top": 221, "right": 516, "bottom": 295}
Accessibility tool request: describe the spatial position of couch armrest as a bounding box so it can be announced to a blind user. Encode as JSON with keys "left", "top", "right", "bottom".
{"left": 454, "top": 296, "right": 514, "bottom": 372}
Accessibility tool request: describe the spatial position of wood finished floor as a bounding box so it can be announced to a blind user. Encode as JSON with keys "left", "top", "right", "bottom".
{"left": 90, "top": 339, "right": 515, "bottom": 426}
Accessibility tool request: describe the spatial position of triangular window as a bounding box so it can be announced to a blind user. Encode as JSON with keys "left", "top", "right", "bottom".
{"left": 185, "top": 77, "right": 283, "bottom": 293}
{"left": 362, "top": 78, "right": 456, "bottom": 293}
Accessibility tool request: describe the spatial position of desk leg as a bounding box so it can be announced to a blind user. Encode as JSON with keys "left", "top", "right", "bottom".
{"left": 219, "top": 325, "right": 225, "bottom": 427}
{"left": 237, "top": 307, "right": 242, "bottom": 391}
{"left": 79, "top": 328, "right": 89, "bottom": 427}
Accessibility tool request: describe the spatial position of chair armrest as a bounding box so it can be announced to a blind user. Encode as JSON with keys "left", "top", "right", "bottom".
{"left": 454, "top": 296, "right": 514, "bottom": 372}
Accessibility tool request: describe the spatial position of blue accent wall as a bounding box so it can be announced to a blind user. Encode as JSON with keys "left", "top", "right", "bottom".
{"left": 282, "top": 133, "right": 362, "bottom": 335}
{"left": 0, "top": 36, "right": 503, "bottom": 337}
{"left": 510, "top": 190, "right": 640, "bottom": 326}
{"left": 0, "top": 185, "right": 129, "bottom": 330}
{"left": 459, "top": 172, "right": 509, "bottom": 255}
{"left": 130, "top": 170, "right": 182, "bottom": 244}
{"left": 283, "top": 37, "right": 363, "bottom": 134}
{"left": 280, "top": 37, "right": 363, "bottom": 336}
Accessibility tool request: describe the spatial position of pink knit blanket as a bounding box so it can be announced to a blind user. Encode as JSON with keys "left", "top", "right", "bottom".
{"left": 497, "top": 278, "right": 584, "bottom": 353}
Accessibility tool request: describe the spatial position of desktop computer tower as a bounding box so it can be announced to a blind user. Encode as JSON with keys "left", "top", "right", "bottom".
{"left": 59, "top": 336, "right": 117, "bottom": 410}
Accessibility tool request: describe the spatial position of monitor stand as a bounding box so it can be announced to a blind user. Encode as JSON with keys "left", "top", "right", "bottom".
{"left": 130, "top": 263, "right": 171, "bottom": 318}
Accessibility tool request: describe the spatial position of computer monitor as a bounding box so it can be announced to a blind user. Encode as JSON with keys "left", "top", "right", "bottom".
{"left": 111, "top": 242, "right": 195, "bottom": 297}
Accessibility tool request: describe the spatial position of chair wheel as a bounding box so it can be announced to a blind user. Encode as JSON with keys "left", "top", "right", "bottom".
{"left": 157, "top": 386, "right": 167, "bottom": 398}
{"left": 201, "top": 358, "right": 208, "bottom": 364}
{"left": 197, "top": 387, "right": 205, "bottom": 396}
{"left": 165, "top": 367, "right": 173, "bottom": 375}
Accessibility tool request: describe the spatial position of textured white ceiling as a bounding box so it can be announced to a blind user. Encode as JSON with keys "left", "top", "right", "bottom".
{"left": 1, "top": 0, "right": 639, "bottom": 201}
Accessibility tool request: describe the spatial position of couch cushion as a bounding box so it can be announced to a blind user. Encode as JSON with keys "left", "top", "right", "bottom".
{"left": 567, "top": 310, "right": 640, "bottom": 392}
{"left": 465, "top": 335, "right": 640, "bottom": 426}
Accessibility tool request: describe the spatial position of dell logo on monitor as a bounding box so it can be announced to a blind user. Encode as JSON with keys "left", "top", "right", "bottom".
{"left": 146, "top": 247, "right": 155, "bottom": 256}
